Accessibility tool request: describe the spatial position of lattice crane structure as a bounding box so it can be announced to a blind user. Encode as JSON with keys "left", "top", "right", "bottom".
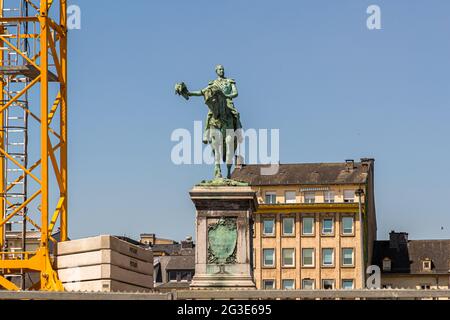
{"left": 0, "top": 0, "right": 68, "bottom": 291}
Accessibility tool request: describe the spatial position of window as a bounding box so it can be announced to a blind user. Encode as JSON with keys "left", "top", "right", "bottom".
{"left": 322, "top": 248, "right": 334, "bottom": 267}
{"left": 282, "top": 217, "right": 295, "bottom": 236}
{"left": 344, "top": 190, "right": 355, "bottom": 203}
{"left": 302, "top": 248, "right": 314, "bottom": 267}
{"left": 180, "top": 271, "right": 192, "bottom": 282}
{"left": 302, "top": 217, "right": 314, "bottom": 235}
{"left": 282, "top": 248, "right": 295, "bottom": 267}
{"left": 423, "top": 260, "right": 432, "bottom": 271}
{"left": 322, "top": 218, "right": 334, "bottom": 235}
{"left": 169, "top": 271, "right": 178, "bottom": 282}
{"left": 263, "top": 249, "right": 275, "bottom": 267}
{"left": 302, "top": 279, "right": 315, "bottom": 290}
{"left": 265, "top": 192, "right": 277, "bottom": 204}
{"left": 304, "top": 192, "right": 315, "bottom": 204}
{"left": 342, "top": 248, "right": 354, "bottom": 266}
{"left": 285, "top": 191, "right": 297, "bottom": 204}
{"left": 322, "top": 279, "right": 335, "bottom": 290}
{"left": 252, "top": 221, "right": 256, "bottom": 238}
{"left": 342, "top": 217, "right": 354, "bottom": 235}
{"left": 383, "top": 258, "right": 392, "bottom": 272}
{"left": 420, "top": 284, "right": 431, "bottom": 290}
{"left": 282, "top": 279, "right": 295, "bottom": 290}
{"left": 263, "top": 219, "right": 275, "bottom": 236}
{"left": 263, "top": 280, "right": 275, "bottom": 290}
{"left": 169, "top": 271, "right": 192, "bottom": 282}
{"left": 324, "top": 191, "right": 335, "bottom": 203}
{"left": 342, "top": 279, "right": 354, "bottom": 290}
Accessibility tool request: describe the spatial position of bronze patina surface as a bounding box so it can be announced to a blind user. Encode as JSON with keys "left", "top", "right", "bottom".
{"left": 207, "top": 218, "right": 237, "bottom": 265}
{"left": 176, "top": 65, "right": 243, "bottom": 180}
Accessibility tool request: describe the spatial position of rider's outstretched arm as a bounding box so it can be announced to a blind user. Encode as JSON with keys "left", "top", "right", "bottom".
{"left": 188, "top": 90, "right": 203, "bottom": 97}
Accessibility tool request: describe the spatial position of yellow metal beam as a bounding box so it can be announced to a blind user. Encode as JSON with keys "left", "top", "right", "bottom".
{"left": 25, "top": 0, "right": 40, "bottom": 12}
{"left": 0, "top": 190, "right": 42, "bottom": 228}
{"left": 0, "top": 146, "right": 42, "bottom": 184}
{"left": 59, "top": 0, "right": 68, "bottom": 242}
{"left": 47, "top": 17, "right": 64, "bottom": 37}
{"left": 5, "top": 142, "right": 61, "bottom": 193}
{"left": 0, "top": 4, "right": 5, "bottom": 251}
{"left": 49, "top": 197, "right": 65, "bottom": 234}
{"left": 47, "top": 31, "right": 61, "bottom": 82}
{"left": 48, "top": 92, "right": 61, "bottom": 125}
{"left": 0, "top": 76, "right": 41, "bottom": 114}
{"left": 0, "top": 35, "right": 40, "bottom": 69}
{"left": 39, "top": 0, "right": 50, "bottom": 254}
{"left": 48, "top": 138, "right": 64, "bottom": 192}
{"left": 0, "top": 0, "right": 67, "bottom": 292}
{"left": 0, "top": 17, "right": 39, "bottom": 23}
{"left": 0, "top": 275, "right": 20, "bottom": 291}
{"left": 2, "top": 88, "right": 61, "bottom": 139}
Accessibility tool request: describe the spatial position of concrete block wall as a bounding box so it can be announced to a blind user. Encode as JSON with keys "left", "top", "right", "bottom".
{"left": 56, "top": 235, "right": 153, "bottom": 292}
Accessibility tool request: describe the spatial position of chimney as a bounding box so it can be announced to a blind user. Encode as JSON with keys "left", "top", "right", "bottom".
{"left": 389, "top": 231, "right": 409, "bottom": 250}
{"left": 181, "top": 236, "right": 194, "bottom": 249}
{"left": 361, "top": 158, "right": 375, "bottom": 170}
{"left": 345, "top": 159, "right": 355, "bottom": 171}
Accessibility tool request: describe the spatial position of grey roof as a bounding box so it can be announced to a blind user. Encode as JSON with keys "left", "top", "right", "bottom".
{"left": 152, "top": 244, "right": 182, "bottom": 255}
{"left": 373, "top": 240, "right": 450, "bottom": 274}
{"left": 165, "top": 255, "right": 195, "bottom": 271}
{"left": 231, "top": 161, "right": 372, "bottom": 186}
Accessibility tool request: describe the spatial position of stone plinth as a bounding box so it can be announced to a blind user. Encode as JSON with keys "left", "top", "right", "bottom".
{"left": 189, "top": 185, "right": 257, "bottom": 290}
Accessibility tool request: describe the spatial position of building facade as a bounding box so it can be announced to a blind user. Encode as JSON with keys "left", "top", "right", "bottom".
{"left": 140, "top": 233, "right": 178, "bottom": 248}
{"left": 140, "top": 234, "right": 195, "bottom": 292}
{"left": 232, "top": 158, "right": 377, "bottom": 290}
{"left": 373, "top": 231, "right": 450, "bottom": 290}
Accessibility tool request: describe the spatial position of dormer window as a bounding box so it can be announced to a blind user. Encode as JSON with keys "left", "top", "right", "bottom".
{"left": 423, "top": 259, "right": 432, "bottom": 271}
{"left": 382, "top": 258, "right": 392, "bottom": 272}
{"left": 265, "top": 192, "right": 277, "bottom": 204}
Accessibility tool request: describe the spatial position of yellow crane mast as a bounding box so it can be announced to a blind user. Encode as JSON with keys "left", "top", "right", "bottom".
{"left": 0, "top": 0, "right": 67, "bottom": 291}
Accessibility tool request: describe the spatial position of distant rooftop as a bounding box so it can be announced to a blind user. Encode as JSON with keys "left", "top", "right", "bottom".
{"left": 114, "top": 236, "right": 146, "bottom": 247}
{"left": 373, "top": 232, "right": 450, "bottom": 275}
{"left": 165, "top": 255, "right": 195, "bottom": 271}
{"left": 231, "top": 159, "right": 374, "bottom": 186}
{"left": 152, "top": 243, "right": 182, "bottom": 255}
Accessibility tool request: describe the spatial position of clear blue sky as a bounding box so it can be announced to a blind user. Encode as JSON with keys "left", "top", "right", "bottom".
{"left": 67, "top": 0, "right": 450, "bottom": 242}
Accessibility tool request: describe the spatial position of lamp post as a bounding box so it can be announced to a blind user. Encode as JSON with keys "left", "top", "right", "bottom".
{"left": 355, "top": 188, "right": 365, "bottom": 289}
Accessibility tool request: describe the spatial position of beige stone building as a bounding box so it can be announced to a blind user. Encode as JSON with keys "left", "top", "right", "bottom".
{"left": 140, "top": 233, "right": 178, "bottom": 249}
{"left": 232, "top": 158, "right": 377, "bottom": 290}
{"left": 373, "top": 231, "right": 450, "bottom": 290}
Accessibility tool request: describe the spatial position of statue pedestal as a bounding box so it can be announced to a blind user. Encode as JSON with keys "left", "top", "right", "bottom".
{"left": 189, "top": 185, "right": 257, "bottom": 290}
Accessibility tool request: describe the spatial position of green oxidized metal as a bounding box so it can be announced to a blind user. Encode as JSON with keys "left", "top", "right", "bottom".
{"left": 175, "top": 65, "right": 243, "bottom": 180}
{"left": 208, "top": 218, "right": 237, "bottom": 265}
{"left": 197, "top": 178, "right": 249, "bottom": 187}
